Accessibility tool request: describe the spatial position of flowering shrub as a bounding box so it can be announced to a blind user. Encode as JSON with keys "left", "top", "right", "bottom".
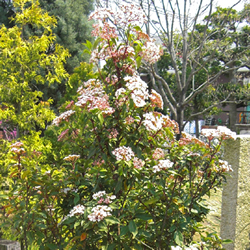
{"left": 0, "top": 4, "right": 235, "bottom": 250}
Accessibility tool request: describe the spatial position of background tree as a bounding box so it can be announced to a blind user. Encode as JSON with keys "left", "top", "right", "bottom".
{"left": 39, "top": 0, "right": 94, "bottom": 74}
{"left": 0, "top": 0, "right": 95, "bottom": 110}
{"left": 0, "top": 0, "right": 69, "bottom": 137}
{"left": 0, "top": 0, "right": 15, "bottom": 28}
{"left": 101, "top": 0, "right": 250, "bottom": 134}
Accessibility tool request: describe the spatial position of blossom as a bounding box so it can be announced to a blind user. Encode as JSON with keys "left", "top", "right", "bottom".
{"left": 143, "top": 112, "right": 163, "bottom": 131}
{"left": 133, "top": 157, "right": 145, "bottom": 169}
{"left": 140, "top": 40, "right": 163, "bottom": 64}
{"left": 89, "top": 8, "right": 114, "bottom": 22}
{"left": 76, "top": 83, "right": 115, "bottom": 115}
{"left": 171, "top": 247, "right": 182, "bottom": 250}
{"left": 88, "top": 205, "right": 112, "bottom": 222}
{"left": 68, "top": 204, "right": 85, "bottom": 217}
{"left": 64, "top": 155, "right": 80, "bottom": 162}
{"left": 91, "top": 22, "right": 118, "bottom": 40}
{"left": 107, "top": 128, "right": 119, "bottom": 139}
{"left": 112, "top": 146, "right": 135, "bottom": 161}
{"left": 65, "top": 100, "right": 74, "bottom": 109}
{"left": 125, "top": 116, "right": 135, "bottom": 125}
{"left": 149, "top": 90, "right": 163, "bottom": 109}
{"left": 57, "top": 129, "right": 69, "bottom": 141}
{"left": 10, "top": 141, "right": 24, "bottom": 148}
{"left": 125, "top": 75, "right": 149, "bottom": 107}
{"left": 113, "top": 3, "right": 147, "bottom": 28}
{"left": 52, "top": 110, "right": 75, "bottom": 126}
{"left": 115, "top": 88, "right": 127, "bottom": 106}
{"left": 93, "top": 191, "right": 116, "bottom": 204}
{"left": 115, "top": 88, "right": 126, "bottom": 98}
{"left": 201, "top": 126, "right": 236, "bottom": 140}
{"left": 152, "top": 148, "right": 165, "bottom": 160}
{"left": 217, "top": 160, "right": 233, "bottom": 172}
{"left": 153, "top": 159, "right": 174, "bottom": 173}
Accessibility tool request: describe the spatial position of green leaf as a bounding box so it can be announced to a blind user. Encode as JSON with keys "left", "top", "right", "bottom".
{"left": 135, "top": 213, "right": 153, "bottom": 221}
{"left": 115, "top": 178, "right": 122, "bottom": 194}
{"left": 174, "top": 231, "right": 183, "bottom": 246}
{"left": 47, "top": 243, "right": 59, "bottom": 250}
{"left": 120, "top": 225, "right": 129, "bottom": 236}
{"left": 73, "top": 194, "right": 80, "bottom": 205}
{"left": 85, "top": 40, "right": 93, "bottom": 50}
{"left": 107, "top": 243, "right": 116, "bottom": 250}
{"left": 128, "top": 220, "right": 138, "bottom": 238}
{"left": 105, "top": 217, "right": 120, "bottom": 225}
{"left": 98, "top": 112, "right": 104, "bottom": 126}
{"left": 136, "top": 57, "right": 142, "bottom": 68}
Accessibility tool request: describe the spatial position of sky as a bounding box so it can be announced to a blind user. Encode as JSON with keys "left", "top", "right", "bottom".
{"left": 215, "top": 0, "right": 247, "bottom": 10}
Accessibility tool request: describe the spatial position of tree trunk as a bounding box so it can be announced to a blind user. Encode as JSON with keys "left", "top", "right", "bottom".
{"left": 176, "top": 107, "right": 184, "bottom": 139}
{"left": 195, "top": 117, "right": 199, "bottom": 138}
{"left": 229, "top": 102, "right": 237, "bottom": 132}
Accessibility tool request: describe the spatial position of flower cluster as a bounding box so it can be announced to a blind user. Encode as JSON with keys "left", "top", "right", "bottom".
{"left": 92, "top": 191, "right": 116, "bottom": 204}
{"left": 52, "top": 110, "right": 75, "bottom": 126}
{"left": 63, "top": 154, "right": 80, "bottom": 162}
{"left": 112, "top": 146, "right": 135, "bottom": 161}
{"left": 88, "top": 205, "right": 112, "bottom": 222}
{"left": 152, "top": 148, "right": 165, "bottom": 160}
{"left": 201, "top": 126, "right": 236, "bottom": 141}
{"left": 140, "top": 40, "right": 163, "bottom": 64}
{"left": 113, "top": 3, "right": 147, "bottom": 28}
{"left": 76, "top": 80, "right": 115, "bottom": 115}
{"left": 133, "top": 157, "right": 145, "bottom": 169}
{"left": 10, "top": 141, "right": 25, "bottom": 155}
{"left": 143, "top": 112, "right": 163, "bottom": 131}
{"left": 91, "top": 22, "right": 118, "bottom": 40}
{"left": 124, "top": 75, "right": 149, "bottom": 107}
{"left": 107, "top": 128, "right": 119, "bottom": 139}
{"left": 125, "top": 116, "right": 135, "bottom": 125}
{"left": 153, "top": 159, "right": 174, "bottom": 173}
{"left": 57, "top": 129, "right": 69, "bottom": 142}
{"left": 149, "top": 90, "right": 163, "bottom": 109}
{"left": 217, "top": 160, "right": 233, "bottom": 172}
{"left": 68, "top": 204, "right": 85, "bottom": 217}
{"left": 89, "top": 4, "right": 147, "bottom": 31}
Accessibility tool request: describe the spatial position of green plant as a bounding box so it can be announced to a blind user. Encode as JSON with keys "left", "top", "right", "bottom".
{"left": 0, "top": 3, "right": 235, "bottom": 250}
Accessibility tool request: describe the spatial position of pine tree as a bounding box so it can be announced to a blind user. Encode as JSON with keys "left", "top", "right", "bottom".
{"left": 39, "top": 0, "right": 94, "bottom": 74}
{"left": 0, "top": 0, "right": 15, "bottom": 28}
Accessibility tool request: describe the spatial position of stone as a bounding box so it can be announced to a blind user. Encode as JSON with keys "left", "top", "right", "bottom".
{"left": 0, "top": 240, "right": 21, "bottom": 250}
{"left": 221, "top": 135, "right": 250, "bottom": 250}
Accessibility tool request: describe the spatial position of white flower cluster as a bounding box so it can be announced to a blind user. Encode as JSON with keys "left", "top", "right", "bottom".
{"left": 11, "top": 147, "right": 25, "bottom": 154}
{"left": 152, "top": 148, "right": 165, "bottom": 160}
{"left": 149, "top": 90, "right": 163, "bottom": 109}
{"left": 217, "top": 160, "right": 233, "bottom": 172}
{"left": 68, "top": 204, "right": 85, "bottom": 217}
{"left": 62, "top": 187, "right": 78, "bottom": 194}
{"left": 112, "top": 146, "right": 135, "bottom": 161}
{"left": 52, "top": 110, "right": 75, "bottom": 126}
{"left": 201, "top": 126, "right": 236, "bottom": 140}
{"left": 142, "top": 112, "right": 163, "bottom": 131}
{"left": 92, "top": 191, "right": 116, "bottom": 204}
{"left": 124, "top": 75, "right": 149, "bottom": 107}
{"left": 89, "top": 8, "right": 114, "bottom": 23}
{"left": 171, "top": 245, "right": 199, "bottom": 250}
{"left": 88, "top": 205, "right": 112, "bottom": 222}
{"left": 63, "top": 154, "right": 80, "bottom": 162}
{"left": 141, "top": 41, "right": 163, "bottom": 64}
{"left": 153, "top": 159, "right": 174, "bottom": 173}
{"left": 133, "top": 157, "right": 145, "bottom": 169}
{"left": 114, "top": 3, "right": 147, "bottom": 28}
{"left": 76, "top": 80, "right": 115, "bottom": 115}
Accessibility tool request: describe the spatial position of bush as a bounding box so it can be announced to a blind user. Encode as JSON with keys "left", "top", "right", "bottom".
{"left": 0, "top": 4, "right": 235, "bottom": 250}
